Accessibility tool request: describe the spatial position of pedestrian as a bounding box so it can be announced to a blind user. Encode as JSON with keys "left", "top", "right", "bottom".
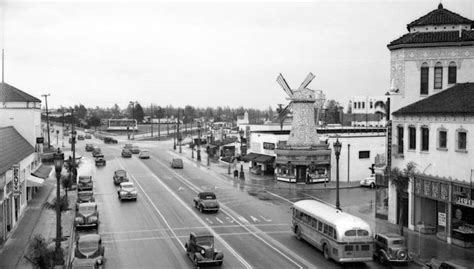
{"left": 234, "top": 169, "right": 238, "bottom": 178}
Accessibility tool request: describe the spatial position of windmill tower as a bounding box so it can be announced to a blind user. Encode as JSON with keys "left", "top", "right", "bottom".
{"left": 277, "top": 73, "right": 325, "bottom": 148}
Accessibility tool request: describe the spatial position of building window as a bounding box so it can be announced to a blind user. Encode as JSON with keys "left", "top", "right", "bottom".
{"left": 420, "top": 63, "right": 429, "bottom": 95}
{"left": 409, "top": 126, "right": 416, "bottom": 150}
{"left": 359, "top": 151, "right": 370, "bottom": 159}
{"left": 421, "top": 126, "right": 429, "bottom": 151}
{"left": 354, "top": 102, "right": 357, "bottom": 109}
{"left": 448, "top": 61, "right": 457, "bottom": 84}
{"left": 370, "top": 101, "right": 373, "bottom": 109}
{"left": 434, "top": 62, "right": 443, "bottom": 89}
{"left": 362, "top": 102, "right": 365, "bottom": 109}
{"left": 438, "top": 128, "right": 447, "bottom": 149}
{"left": 456, "top": 129, "right": 467, "bottom": 151}
{"left": 397, "top": 126, "right": 404, "bottom": 154}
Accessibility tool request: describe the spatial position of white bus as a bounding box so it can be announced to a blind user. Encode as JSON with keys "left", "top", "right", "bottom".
{"left": 292, "top": 199, "right": 373, "bottom": 263}
{"left": 107, "top": 119, "right": 137, "bottom": 131}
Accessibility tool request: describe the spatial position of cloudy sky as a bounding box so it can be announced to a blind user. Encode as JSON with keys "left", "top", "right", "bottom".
{"left": 1, "top": 0, "right": 473, "bottom": 110}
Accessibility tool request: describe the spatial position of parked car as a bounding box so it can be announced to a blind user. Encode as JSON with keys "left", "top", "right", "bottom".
{"left": 124, "top": 143, "right": 133, "bottom": 150}
{"left": 423, "top": 258, "right": 472, "bottom": 269}
{"left": 360, "top": 174, "right": 376, "bottom": 189}
{"left": 104, "top": 136, "right": 117, "bottom": 144}
{"left": 75, "top": 202, "right": 99, "bottom": 228}
{"left": 117, "top": 182, "right": 137, "bottom": 201}
{"left": 70, "top": 257, "right": 100, "bottom": 269}
{"left": 78, "top": 176, "right": 93, "bottom": 191}
{"left": 84, "top": 134, "right": 92, "bottom": 139}
{"left": 77, "top": 190, "right": 95, "bottom": 205}
{"left": 171, "top": 158, "right": 183, "bottom": 169}
{"left": 113, "top": 170, "right": 129, "bottom": 185}
{"left": 74, "top": 234, "right": 105, "bottom": 265}
{"left": 92, "top": 147, "right": 102, "bottom": 158}
{"left": 95, "top": 155, "right": 106, "bottom": 166}
{"left": 78, "top": 135, "right": 85, "bottom": 141}
{"left": 85, "top": 144, "right": 94, "bottom": 152}
{"left": 130, "top": 146, "right": 140, "bottom": 154}
{"left": 184, "top": 231, "right": 223, "bottom": 267}
{"left": 121, "top": 149, "right": 132, "bottom": 158}
{"left": 193, "top": 192, "right": 219, "bottom": 213}
{"left": 139, "top": 150, "right": 150, "bottom": 159}
{"left": 373, "top": 233, "right": 411, "bottom": 264}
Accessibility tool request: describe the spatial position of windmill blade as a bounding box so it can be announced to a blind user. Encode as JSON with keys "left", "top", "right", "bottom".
{"left": 279, "top": 102, "right": 293, "bottom": 118}
{"left": 277, "top": 73, "right": 293, "bottom": 97}
{"left": 299, "top": 72, "right": 315, "bottom": 90}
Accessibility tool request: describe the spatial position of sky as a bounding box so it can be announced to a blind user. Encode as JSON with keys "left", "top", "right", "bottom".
{"left": 1, "top": 0, "right": 473, "bottom": 110}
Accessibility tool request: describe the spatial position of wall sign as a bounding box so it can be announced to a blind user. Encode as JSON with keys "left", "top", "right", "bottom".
{"left": 438, "top": 212, "right": 446, "bottom": 227}
{"left": 12, "top": 164, "right": 21, "bottom": 197}
{"left": 36, "top": 137, "right": 44, "bottom": 144}
{"left": 263, "top": 142, "right": 275, "bottom": 150}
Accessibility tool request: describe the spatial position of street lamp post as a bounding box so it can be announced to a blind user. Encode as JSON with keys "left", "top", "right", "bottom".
{"left": 197, "top": 121, "right": 201, "bottom": 162}
{"left": 333, "top": 138, "right": 342, "bottom": 210}
{"left": 173, "top": 124, "right": 176, "bottom": 150}
{"left": 53, "top": 148, "right": 64, "bottom": 265}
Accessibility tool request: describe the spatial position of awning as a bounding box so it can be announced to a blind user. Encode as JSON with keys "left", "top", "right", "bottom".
{"left": 31, "top": 164, "right": 52, "bottom": 179}
{"left": 242, "top": 153, "right": 259, "bottom": 161}
{"left": 254, "top": 155, "right": 275, "bottom": 164}
{"left": 26, "top": 175, "right": 45, "bottom": 187}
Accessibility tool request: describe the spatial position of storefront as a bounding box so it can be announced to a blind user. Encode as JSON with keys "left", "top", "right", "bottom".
{"left": 413, "top": 176, "right": 449, "bottom": 240}
{"left": 242, "top": 153, "right": 275, "bottom": 175}
{"left": 451, "top": 184, "right": 474, "bottom": 248}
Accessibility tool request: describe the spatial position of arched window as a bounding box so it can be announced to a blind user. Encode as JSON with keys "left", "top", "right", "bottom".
{"left": 448, "top": 61, "right": 457, "bottom": 84}
{"left": 420, "top": 63, "right": 429, "bottom": 94}
{"left": 434, "top": 62, "right": 443, "bottom": 89}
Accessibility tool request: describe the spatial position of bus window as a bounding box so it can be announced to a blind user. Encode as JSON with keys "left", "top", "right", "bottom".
{"left": 344, "top": 245, "right": 353, "bottom": 251}
{"left": 323, "top": 224, "right": 329, "bottom": 235}
{"left": 345, "top": 230, "right": 356, "bottom": 236}
{"left": 311, "top": 219, "right": 318, "bottom": 229}
{"left": 317, "top": 221, "right": 323, "bottom": 232}
{"left": 357, "top": 229, "right": 369, "bottom": 236}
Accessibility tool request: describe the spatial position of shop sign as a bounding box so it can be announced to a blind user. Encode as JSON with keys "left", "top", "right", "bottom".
{"left": 263, "top": 142, "right": 275, "bottom": 150}
{"left": 438, "top": 212, "right": 446, "bottom": 227}
{"left": 456, "top": 197, "right": 474, "bottom": 207}
{"left": 12, "top": 164, "right": 21, "bottom": 197}
{"left": 386, "top": 120, "right": 392, "bottom": 169}
{"left": 36, "top": 137, "right": 44, "bottom": 144}
{"left": 415, "top": 177, "right": 448, "bottom": 201}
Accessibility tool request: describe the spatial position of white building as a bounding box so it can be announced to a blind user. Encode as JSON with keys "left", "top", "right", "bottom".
{"left": 385, "top": 3, "right": 474, "bottom": 247}
{"left": 349, "top": 96, "right": 387, "bottom": 114}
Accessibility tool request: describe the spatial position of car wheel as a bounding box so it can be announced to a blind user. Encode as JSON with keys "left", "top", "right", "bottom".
{"left": 295, "top": 226, "right": 301, "bottom": 240}
{"left": 379, "top": 253, "right": 387, "bottom": 264}
{"left": 217, "top": 261, "right": 223, "bottom": 266}
{"left": 323, "top": 244, "right": 330, "bottom": 260}
{"left": 370, "top": 183, "right": 375, "bottom": 189}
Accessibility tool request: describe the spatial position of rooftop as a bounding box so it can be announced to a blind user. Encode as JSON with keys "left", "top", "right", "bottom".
{"left": 0, "top": 126, "right": 35, "bottom": 175}
{"left": 0, "top": 82, "right": 41, "bottom": 103}
{"left": 407, "top": 3, "right": 473, "bottom": 31}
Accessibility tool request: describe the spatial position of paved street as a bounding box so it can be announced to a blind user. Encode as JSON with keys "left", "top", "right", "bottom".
{"left": 63, "top": 133, "right": 419, "bottom": 269}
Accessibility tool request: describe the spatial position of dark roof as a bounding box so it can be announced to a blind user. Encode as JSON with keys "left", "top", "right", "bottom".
{"left": 388, "top": 30, "right": 474, "bottom": 49}
{"left": 0, "top": 82, "right": 41, "bottom": 103}
{"left": 393, "top": 83, "right": 474, "bottom": 116}
{"left": 0, "top": 127, "right": 35, "bottom": 175}
{"left": 407, "top": 4, "right": 473, "bottom": 31}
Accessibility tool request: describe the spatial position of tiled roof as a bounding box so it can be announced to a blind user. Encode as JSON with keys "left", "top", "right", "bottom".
{"left": 407, "top": 4, "right": 473, "bottom": 31}
{"left": 393, "top": 83, "right": 474, "bottom": 116}
{"left": 0, "top": 82, "right": 41, "bottom": 103}
{"left": 388, "top": 30, "right": 474, "bottom": 49}
{"left": 0, "top": 126, "right": 35, "bottom": 175}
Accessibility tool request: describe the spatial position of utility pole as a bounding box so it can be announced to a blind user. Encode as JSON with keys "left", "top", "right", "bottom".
{"left": 178, "top": 108, "right": 182, "bottom": 153}
{"left": 41, "top": 94, "right": 51, "bottom": 149}
{"left": 151, "top": 103, "right": 154, "bottom": 137}
{"left": 71, "top": 109, "right": 77, "bottom": 184}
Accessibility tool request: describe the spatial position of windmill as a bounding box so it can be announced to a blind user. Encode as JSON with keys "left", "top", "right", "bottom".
{"left": 276, "top": 73, "right": 324, "bottom": 148}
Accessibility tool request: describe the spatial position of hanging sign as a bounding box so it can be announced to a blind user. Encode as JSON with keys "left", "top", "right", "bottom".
{"left": 12, "top": 164, "right": 21, "bottom": 197}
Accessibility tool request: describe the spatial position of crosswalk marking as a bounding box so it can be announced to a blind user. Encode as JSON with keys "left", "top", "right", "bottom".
{"left": 205, "top": 217, "right": 213, "bottom": 224}
{"left": 215, "top": 217, "right": 224, "bottom": 224}
{"left": 237, "top": 216, "right": 249, "bottom": 224}
{"left": 260, "top": 215, "right": 272, "bottom": 222}
{"left": 250, "top": 216, "right": 260, "bottom": 222}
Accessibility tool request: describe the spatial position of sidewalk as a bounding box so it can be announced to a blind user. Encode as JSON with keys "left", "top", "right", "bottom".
{"left": 0, "top": 171, "right": 77, "bottom": 268}
{"left": 171, "top": 141, "right": 474, "bottom": 266}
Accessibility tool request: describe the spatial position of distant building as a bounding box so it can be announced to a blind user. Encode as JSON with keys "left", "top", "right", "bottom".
{"left": 350, "top": 96, "right": 387, "bottom": 114}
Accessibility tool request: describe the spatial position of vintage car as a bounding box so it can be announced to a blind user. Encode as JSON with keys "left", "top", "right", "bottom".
{"left": 124, "top": 143, "right": 133, "bottom": 150}
{"left": 130, "top": 146, "right": 140, "bottom": 154}
{"left": 171, "top": 158, "right": 184, "bottom": 169}
{"left": 84, "top": 134, "right": 92, "bottom": 139}
{"left": 193, "top": 192, "right": 219, "bottom": 213}
{"left": 77, "top": 190, "right": 95, "bottom": 205}
{"left": 74, "top": 234, "right": 105, "bottom": 265}
{"left": 113, "top": 170, "right": 129, "bottom": 185}
{"left": 70, "top": 257, "right": 100, "bottom": 269}
{"left": 75, "top": 202, "right": 99, "bottom": 228}
{"left": 85, "top": 143, "right": 94, "bottom": 152}
{"left": 117, "top": 182, "right": 138, "bottom": 201}
{"left": 424, "top": 258, "right": 472, "bottom": 269}
{"left": 373, "top": 233, "right": 411, "bottom": 264}
{"left": 78, "top": 176, "right": 93, "bottom": 192}
{"left": 92, "top": 147, "right": 102, "bottom": 158}
{"left": 94, "top": 155, "right": 106, "bottom": 166}
{"left": 121, "top": 149, "right": 132, "bottom": 158}
{"left": 360, "top": 174, "right": 376, "bottom": 188}
{"left": 139, "top": 150, "right": 150, "bottom": 159}
{"left": 184, "top": 231, "right": 223, "bottom": 267}
{"left": 78, "top": 135, "right": 85, "bottom": 140}
{"left": 104, "top": 136, "right": 117, "bottom": 144}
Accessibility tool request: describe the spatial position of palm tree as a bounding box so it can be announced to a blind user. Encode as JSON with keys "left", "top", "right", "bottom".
{"left": 390, "top": 161, "right": 417, "bottom": 235}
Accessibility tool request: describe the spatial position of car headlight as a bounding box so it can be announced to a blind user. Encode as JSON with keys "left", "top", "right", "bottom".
{"left": 200, "top": 249, "right": 205, "bottom": 255}
{"left": 75, "top": 217, "right": 83, "bottom": 223}
{"left": 89, "top": 216, "right": 98, "bottom": 222}
{"left": 131, "top": 191, "right": 137, "bottom": 195}
{"left": 96, "top": 259, "right": 103, "bottom": 265}
{"left": 120, "top": 191, "right": 127, "bottom": 195}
